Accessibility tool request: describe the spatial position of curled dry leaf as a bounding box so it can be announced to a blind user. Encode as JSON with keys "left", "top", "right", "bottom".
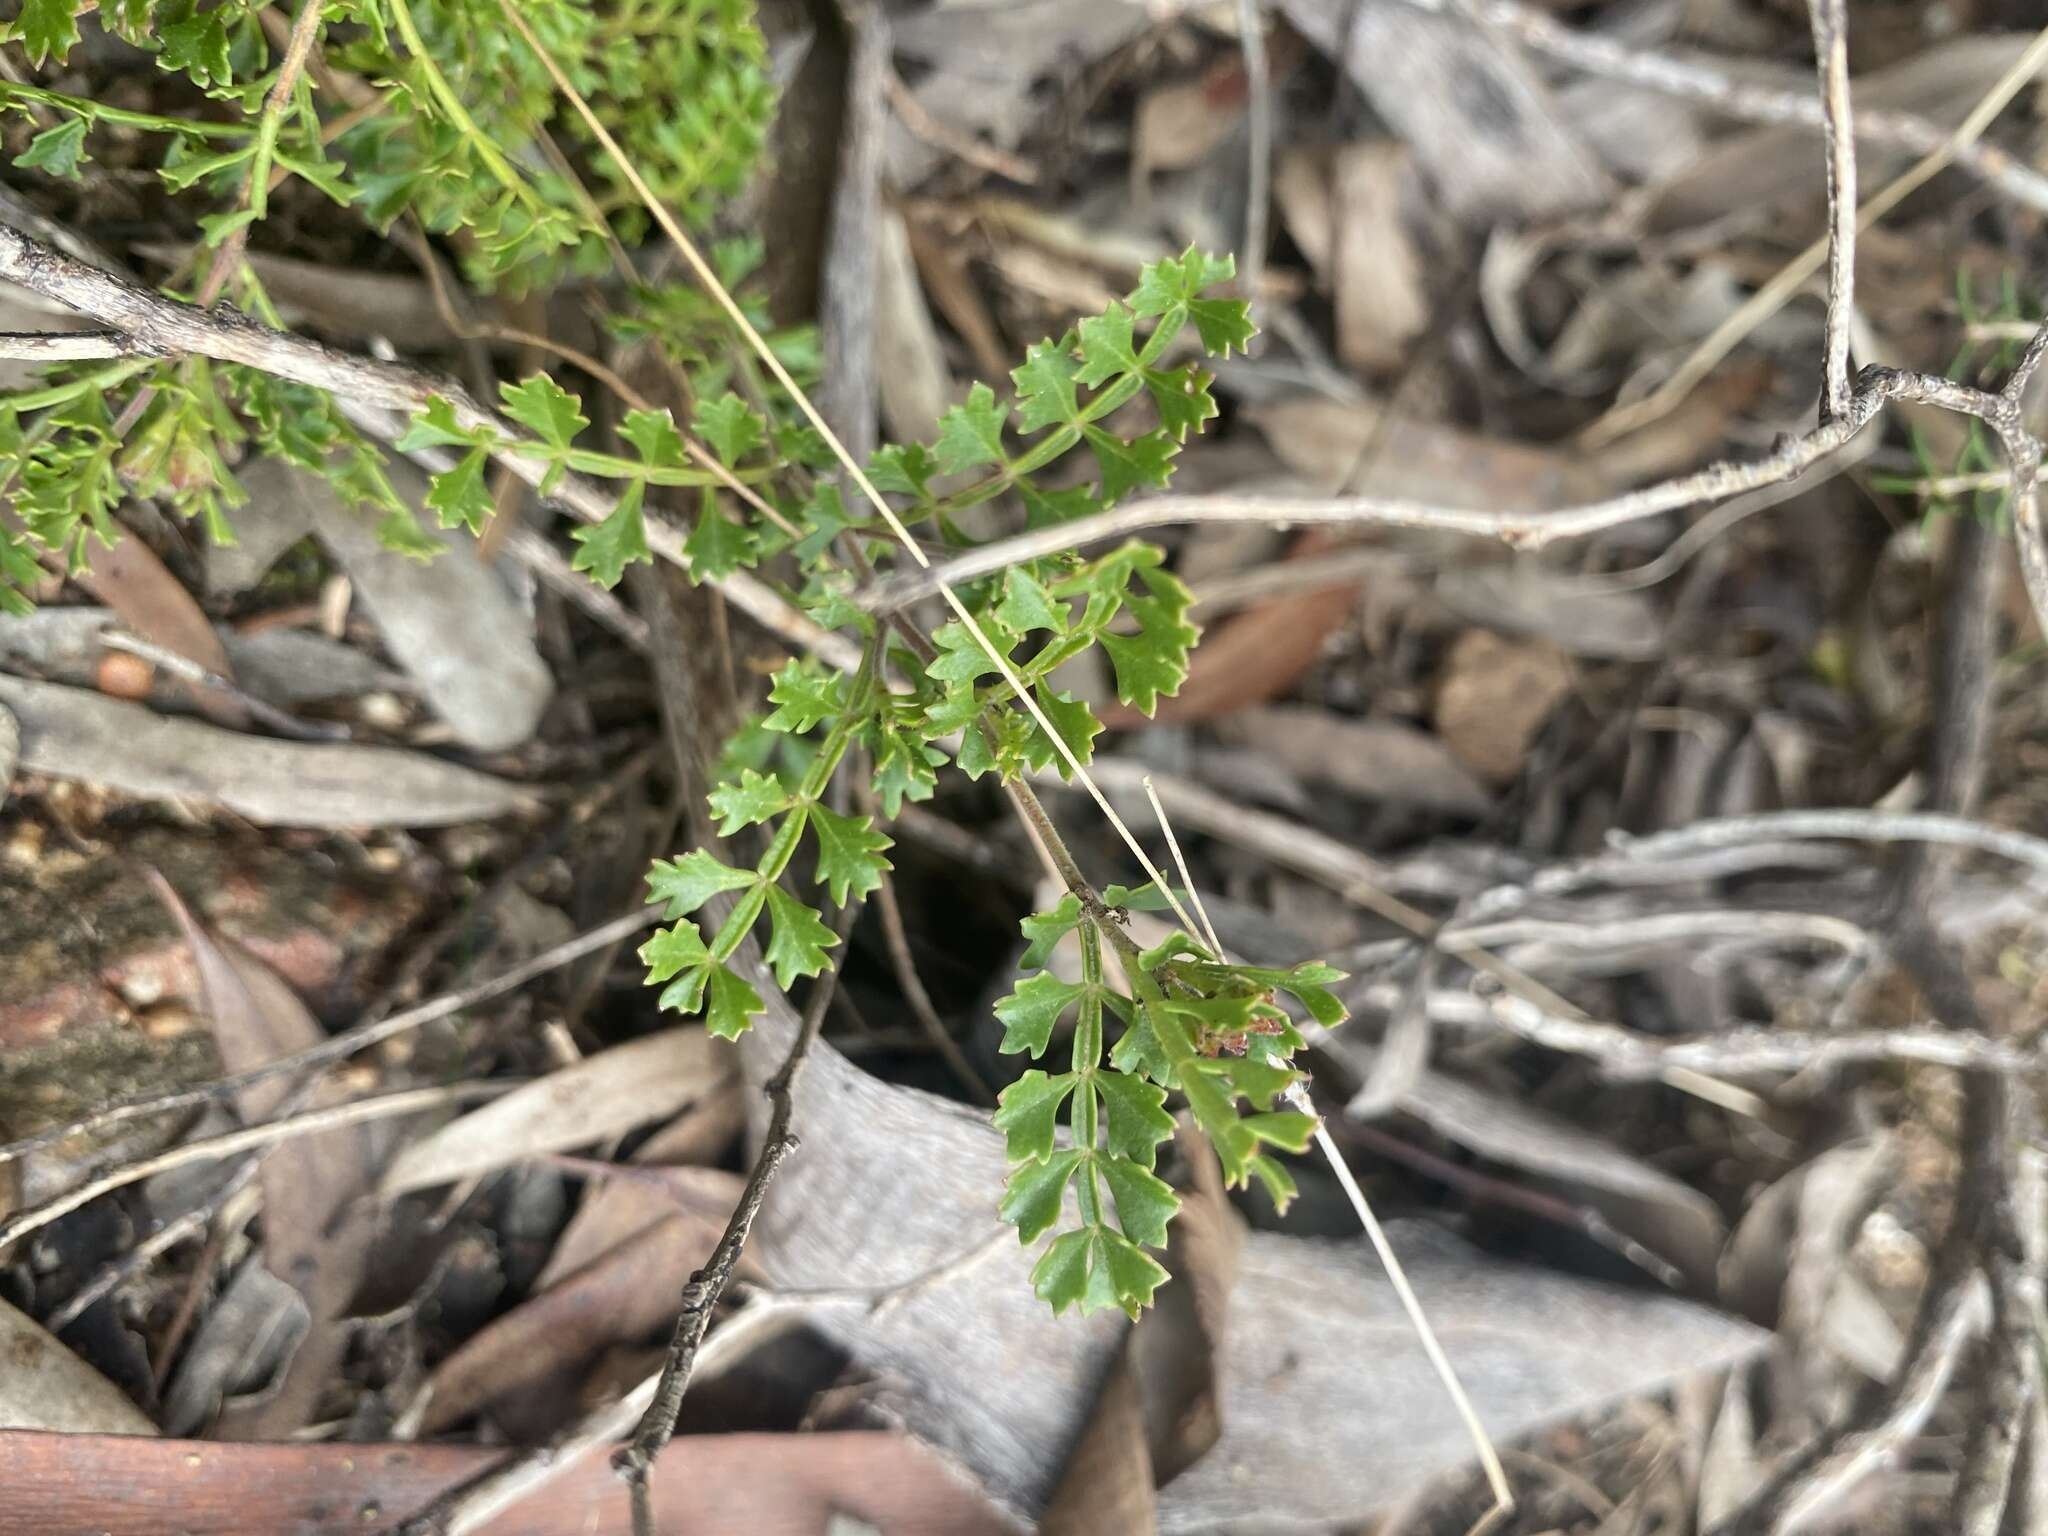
{"left": 77, "top": 529, "right": 245, "bottom": 726}
{"left": 0, "top": 676, "right": 536, "bottom": 827}
{"left": 0, "top": 1299, "right": 157, "bottom": 1435}
{"left": 1386, "top": 1068, "right": 1728, "bottom": 1292}
{"left": 1436, "top": 563, "right": 1664, "bottom": 660}
{"left": 240, "top": 458, "right": 554, "bottom": 754}
{"left": 731, "top": 967, "right": 1762, "bottom": 1523}
{"left": 1213, "top": 705, "right": 1491, "bottom": 817}
{"left": 418, "top": 1169, "right": 745, "bottom": 1434}
{"left": 378, "top": 1026, "right": 731, "bottom": 1198}
{"left": 1280, "top": 0, "right": 1610, "bottom": 225}
{"left": 1433, "top": 628, "right": 1574, "bottom": 785}
{"left": 153, "top": 873, "right": 376, "bottom": 1437}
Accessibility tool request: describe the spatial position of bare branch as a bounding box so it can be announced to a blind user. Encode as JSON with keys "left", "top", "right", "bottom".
{"left": 0, "top": 330, "right": 150, "bottom": 361}
{"left": 613, "top": 932, "right": 853, "bottom": 1531}
{"left": 1806, "top": 0, "right": 1855, "bottom": 421}
{"left": 0, "top": 224, "right": 854, "bottom": 676}
{"left": 0, "top": 1081, "right": 505, "bottom": 1252}
{"left": 857, "top": 348, "right": 2048, "bottom": 613}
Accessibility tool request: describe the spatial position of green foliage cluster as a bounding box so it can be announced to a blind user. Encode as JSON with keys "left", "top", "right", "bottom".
{"left": 0, "top": 0, "right": 1348, "bottom": 1315}
{"left": 0, "top": 0, "right": 775, "bottom": 611}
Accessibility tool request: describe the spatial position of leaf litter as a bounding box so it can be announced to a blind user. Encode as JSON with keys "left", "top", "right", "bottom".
{"left": 1, "top": 0, "right": 2044, "bottom": 1532}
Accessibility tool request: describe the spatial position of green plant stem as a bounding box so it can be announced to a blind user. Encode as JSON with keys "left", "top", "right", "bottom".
{"left": 1073, "top": 921, "right": 1106, "bottom": 1226}
{"left": 380, "top": 0, "right": 550, "bottom": 215}
{"left": 0, "top": 84, "right": 256, "bottom": 138}
{"left": 707, "top": 720, "right": 854, "bottom": 963}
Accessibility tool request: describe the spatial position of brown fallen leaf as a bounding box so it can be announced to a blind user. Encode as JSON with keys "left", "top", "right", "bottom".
{"left": 0, "top": 1300, "right": 157, "bottom": 1435}
{"left": 1331, "top": 142, "right": 1430, "bottom": 376}
{"left": 536, "top": 1097, "right": 746, "bottom": 1290}
{"left": 152, "top": 872, "right": 376, "bottom": 1437}
{"left": 417, "top": 1170, "right": 745, "bottom": 1434}
{"left": 78, "top": 533, "right": 245, "bottom": 726}
{"left": 1213, "top": 704, "right": 1491, "bottom": 818}
{"left": 0, "top": 675, "right": 536, "bottom": 827}
{"left": 0, "top": 1429, "right": 1016, "bottom": 1534}
{"left": 1433, "top": 628, "right": 1574, "bottom": 785}
{"left": 378, "top": 1027, "right": 729, "bottom": 1198}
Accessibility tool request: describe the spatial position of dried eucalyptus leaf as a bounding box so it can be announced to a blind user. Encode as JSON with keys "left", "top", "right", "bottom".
{"left": 380, "top": 1027, "right": 730, "bottom": 1198}
{"left": 0, "top": 1297, "right": 156, "bottom": 1434}
{"left": 0, "top": 675, "right": 535, "bottom": 827}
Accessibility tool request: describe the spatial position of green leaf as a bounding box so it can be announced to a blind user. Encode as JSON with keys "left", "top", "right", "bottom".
{"left": 1075, "top": 302, "right": 1141, "bottom": 388}
{"left": 1144, "top": 363, "right": 1220, "bottom": 443}
{"left": 425, "top": 445, "right": 494, "bottom": 534}
{"left": 1021, "top": 686, "right": 1103, "bottom": 779}
{"left": 1246, "top": 1153, "right": 1299, "bottom": 1213}
{"left": 1097, "top": 554, "right": 1198, "bottom": 715}
{"left": 1019, "top": 894, "right": 1083, "bottom": 970}
{"left": 993, "top": 1070, "right": 1078, "bottom": 1164}
{"left": 570, "top": 479, "right": 651, "bottom": 587}
{"left": 762, "top": 883, "right": 837, "bottom": 989}
{"left": 686, "top": 491, "right": 755, "bottom": 578}
{"left": 996, "top": 568, "right": 1065, "bottom": 635}
{"left": 499, "top": 374, "right": 588, "bottom": 451}
{"left": 1031, "top": 1225, "right": 1168, "bottom": 1318}
{"left": 620, "top": 407, "right": 686, "bottom": 468}
{"left": 868, "top": 722, "right": 943, "bottom": 817}
{"left": 17, "top": 116, "right": 89, "bottom": 180}
{"left": 641, "top": 920, "right": 712, "bottom": 1013}
{"left": 1095, "top": 1071, "right": 1175, "bottom": 1168}
{"left": 1100, "top": 1156, "right": 1179, "bottom": 1247}
{"left": 647, "top": 851, "right": 758, "bottom": 917}
{"left": 762, "top": 659, "right": 842, "bottom": 733}
{"left": 16, "top": 0, "right": 80, "bottom": 64}
{"left": 374, "top": 505, "right": 443, "bottom": 559}
{"left": 1244, "top": 1110, "right": 1317, "bottom": 1154}
{"left": 396, "top": 397, "right": 485, "bottom": 453}
{"left": 707, "top": 767, "right": 791, "bottom": 835}
{"left": 1011, "top": 338, "right": 1083, "bottom": 432}
{"left": 809, "top": 802, "right": 892, "bottom": 905}
{"left": 933, "top": 383, "right": 1008, "bottom": 474}
{"left": 705, "top": 961, "right": 765, "bottom": 1040}
{"left": 1130, "top": 247, "right": 1255, "bottom": 358}
{"left": 995, "top": 972, "right": 1087, "bottom": 1059}
{"left": 693, "top": 393, "right": 763, "bottom": 466}
{"left": 1083, "top": 426, "right": 1177, "bottom": 504}
{"left": 868, "top": 441, "right": 937, "bottom": 498}
{"left": 793, "top": 481, "right": 855, "bottom": 562}
{"left": 999, "top": 1147, "right": 1084, "bottom": 1243}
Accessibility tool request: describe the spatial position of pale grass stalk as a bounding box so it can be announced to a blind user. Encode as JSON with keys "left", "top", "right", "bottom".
{"left": 490, "top": 0, "right": 1204, "bottom": 943}
{"left": 1143, "top": 779, "right": 1514, "bottom": 1518}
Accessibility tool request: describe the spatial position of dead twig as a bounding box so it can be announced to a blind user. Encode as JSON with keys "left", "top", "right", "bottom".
{"left": 0, "top": 224, "right": 851, "bottom": 676}
{"left": 856, "top": 342, "right": 2048, "bottom": 615}
{"left": 0, "top": 1081, "right": 506, "bottom": 1253}
{"left": 612, "top": 923, "right": 853, "bottom": 1534}
{"left": 0, "top": 907, "right": 661, "bottom": 1170}
{"left": 1806, "top": 0, "right": 1855, "bottom": 423}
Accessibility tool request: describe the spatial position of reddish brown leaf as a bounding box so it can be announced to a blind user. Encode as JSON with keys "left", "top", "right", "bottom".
{"left": 420, "top": 1171, "right": 747, "bottom": 1434}
{"left": 0, "top": 1429, "right": 1015, "bottom": 1535}
{"left": 78, "top": 533, "right": 244, "bottom": 725}
{"left": 151, "top": 873, "right": 376, "bottom": 1438}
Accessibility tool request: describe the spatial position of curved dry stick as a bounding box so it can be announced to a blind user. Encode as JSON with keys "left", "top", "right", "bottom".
{"left": 857, "top": 347, "right": 2047, "bottom": 616}
{"left": 0, "top": 225, "right": 854, "bottom": 675}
